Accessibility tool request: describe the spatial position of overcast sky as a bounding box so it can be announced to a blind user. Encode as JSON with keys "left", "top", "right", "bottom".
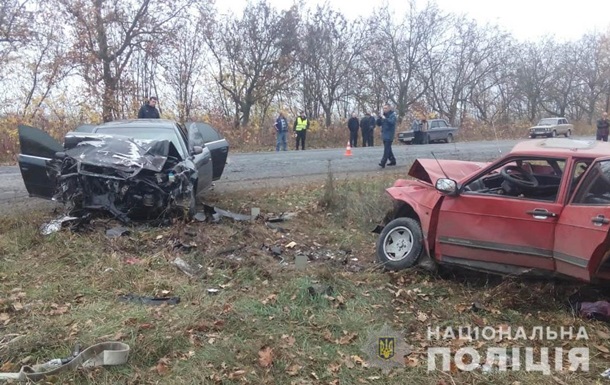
{"left": 217, "top": 0, "right": 610, "bottom": 42}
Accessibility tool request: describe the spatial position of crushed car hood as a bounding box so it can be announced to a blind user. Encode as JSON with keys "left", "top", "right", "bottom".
{"left": 408, "top": 159, "right": 489, "bottom": 184}
{"left": 63, "top": 133, "right": 183, "bottom": 178}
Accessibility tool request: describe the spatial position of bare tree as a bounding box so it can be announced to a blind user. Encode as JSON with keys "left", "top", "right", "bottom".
{"left": 204, "top": 0, "right": 299, "bottom": 127}
{"left": 56, "top": 0, "right": 191, "bottom": 122}
{"left": 299, "top": 4, "right": 364, "bottom": 126}
{"left": 0, "top": 0, "right": 33, "bottom": 77}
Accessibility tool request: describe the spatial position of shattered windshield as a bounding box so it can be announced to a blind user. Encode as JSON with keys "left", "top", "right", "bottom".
{"left": 95, "top": 126, "right": 186, "bottom": 160}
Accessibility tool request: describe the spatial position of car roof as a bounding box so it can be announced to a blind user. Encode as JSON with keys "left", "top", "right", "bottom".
{"left": 93, "top": 119, "right": 178, "bottom": 130}
{"left": 510, "top": 138, "right": 610, "bottom": 158}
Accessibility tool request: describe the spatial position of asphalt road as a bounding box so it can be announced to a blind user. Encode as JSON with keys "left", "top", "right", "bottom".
{"left": 0, "top": 137, "right": 571, "bottom": 214}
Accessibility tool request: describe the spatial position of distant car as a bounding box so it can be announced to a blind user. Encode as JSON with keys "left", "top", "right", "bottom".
{"left": 18, "top": 119, "right": 229, "bottom": 222}
{"left": 528, "top": 117, "right": 573, "bottom": 138}
{"left": 397, "top": 119, "right": 458, "bottom": 144}
{"left": 374, "top": 137, "right": 610, "bottom": 284}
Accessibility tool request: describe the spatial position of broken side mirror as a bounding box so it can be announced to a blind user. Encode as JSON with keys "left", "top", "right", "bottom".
{"left": 191, "top": 146, "right": 203, "bottom": 155}
{"left": 435, "top": 178, "right": 458, "bottom": 196}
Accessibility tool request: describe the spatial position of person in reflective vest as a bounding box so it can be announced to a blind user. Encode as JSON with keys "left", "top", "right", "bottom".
{"left": 293, "top": 111, "right": 309, "bottom": 150}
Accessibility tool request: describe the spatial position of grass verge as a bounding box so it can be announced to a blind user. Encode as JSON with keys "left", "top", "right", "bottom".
{"left": 1, "top": 174, "right": 609, "bottom": 384}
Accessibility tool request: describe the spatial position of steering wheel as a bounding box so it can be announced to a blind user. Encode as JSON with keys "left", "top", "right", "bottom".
{"left": 501, "top": 165, "right": 539, "bottom": 188}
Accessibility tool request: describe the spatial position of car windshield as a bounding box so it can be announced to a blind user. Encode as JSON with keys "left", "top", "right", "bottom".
{"left": 537, "top": 119, "right": 557, "bottom": 126}
{"left": 95, "top": 126, "right": 186, "bottom": 159}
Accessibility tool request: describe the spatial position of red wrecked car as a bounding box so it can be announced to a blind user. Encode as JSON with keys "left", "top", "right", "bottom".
{"left": 375, "top": 138, "right": 610, "bottom": 283}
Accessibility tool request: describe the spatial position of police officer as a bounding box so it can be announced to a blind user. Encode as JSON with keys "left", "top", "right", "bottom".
{"left": 377, "top": 104, "right": 397, "bottom": 168}
{"left": 293, "top": 110, "right": 309, "bottom": 150}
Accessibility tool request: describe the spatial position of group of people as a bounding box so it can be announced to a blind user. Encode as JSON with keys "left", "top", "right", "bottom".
{"left": 347, "top": 112, "right": 376, "bottom": 147}
{"left": 274, "top": 110, "right": 309, "bottom": 151}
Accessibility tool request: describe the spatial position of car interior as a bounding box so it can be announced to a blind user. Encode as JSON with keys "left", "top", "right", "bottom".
{"left": 573, "top": 161, "right": 610, "bottom": 204}
{"left": 462, "top": 158, "right": 567, "bottom": 201}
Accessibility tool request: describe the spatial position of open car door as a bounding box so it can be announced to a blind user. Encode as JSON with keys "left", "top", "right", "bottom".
{"left": 17, "top": 125, "right": 63, "bottom": 199}
{"left": 554, "top": 157, "right": 610, "bottom": 282}
{"left": 187, "top": 122, "right": 229, "bottom": 181}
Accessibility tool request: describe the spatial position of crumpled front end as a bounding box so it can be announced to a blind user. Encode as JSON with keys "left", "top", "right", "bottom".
{"left": 49, "top": 134, "right": 196, "bottom": 223}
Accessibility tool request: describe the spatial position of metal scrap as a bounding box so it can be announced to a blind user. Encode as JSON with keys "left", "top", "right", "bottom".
{"left": 106, "top": 226, "right": 130, "bottom": 238}
{"left": 171, "top": 257, "right": 201, "bottom": 277}
{"left": 40, "top": 216, "right": 80, "bottom": 235}
{"left": 117, "top": 294, "right": 180, "bottom": 306}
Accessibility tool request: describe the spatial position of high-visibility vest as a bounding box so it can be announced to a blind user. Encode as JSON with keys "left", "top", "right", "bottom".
{"left": 295, "top": 117, "right": 308, "bottom": 131}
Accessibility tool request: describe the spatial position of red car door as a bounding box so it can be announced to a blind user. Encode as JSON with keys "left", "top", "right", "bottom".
{"left": 554, "top": 158, "right": 610, "bottom": 282}
{"left": 434, "top": 157, "right": 568, "bottom": 275}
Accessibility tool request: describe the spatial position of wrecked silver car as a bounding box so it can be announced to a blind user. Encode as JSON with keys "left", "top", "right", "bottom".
{"left": 17, "top": 119, "right": 229, "bottom": 223}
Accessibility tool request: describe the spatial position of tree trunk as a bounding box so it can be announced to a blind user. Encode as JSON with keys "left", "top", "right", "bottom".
{"left": 102, "top": 63, "right": 116, "bottom": 122}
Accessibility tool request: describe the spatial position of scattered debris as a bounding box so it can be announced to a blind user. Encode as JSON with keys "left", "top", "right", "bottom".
{"left": 577, "top": 301, "right": 610, "bottom": 321}
{"left": 170, "top": 239, "right": 197, "bottom": 252}
{"left": 207, "top": 288, "right": 220, "bottom": 295}
{"left": 193, "top": 212, "right": 207, "bottom": 222}
{"left": 286, "top": 241, "right": 297, "bottom": 249}
{"left": 117, "top": 294, "right": 180, "bottom": 306}
{"left": 106, "top": 226, "right": 130, "bottom": 238}
{"left": 265, "top": 222, "right": 287, "bottom": 232}
{"left": 123, "top": 257, "right": 142, "bottom": 265}
{"left": 295, "top": 254, "right": 308, "bottom": 269}
{"left": 307, "top": 284, "right": 334, "bottom": 297}
{"left": 601, "top": 368, "right": 610, "bottom": 379}
{"left": 251, "top": 207, "right": 260, "bottom": 219}
{"left": 267, "top": 212, "right": 297, "bottom": 223}
{"left": 202, "top": 204, "right": 251, "bottom": 221}
{"left": 171, "top": 257, "right": 201, "bottom": 277}
{"left": 40, "top": 216, "right": 80, "bottom": 235}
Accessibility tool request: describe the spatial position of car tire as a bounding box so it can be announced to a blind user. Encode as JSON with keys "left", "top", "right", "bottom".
{"left": 565, "top": 130, "right": 571, "bottom": 138}
{"left": 446, "top": 134, "right": 454, "bottom": 143}
{"left": 376, "top": 217, "right": 424, "bottom": 271}
{"left": 551, "top": 130, "right": 557, "bottom": 138}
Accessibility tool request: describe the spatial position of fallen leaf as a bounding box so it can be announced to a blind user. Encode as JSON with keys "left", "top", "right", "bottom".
{"left": 139, "top": 323, "right": 155, "bottom": 330}
{"left": 337, "top": 332, "right": 358, "bottom": 345}
{"left": 328, "top": 361, "right": 342, "bottom": 373}
{"left": 417, "top": 312, "right": 428, "bottom": 322}
{"left": 12, "top": 302, "right": 23, "bottom": 311}
{"left": 228, "top": 369, "right": 246, "bottom": 379}
{"left": 286, "top": 364, "right": 301, "bottom": 376}
{"left": 351, "top": 355, "right": 366, "bottom": 366}
{"left": 261, "top": 294, "right": 277, "bottom": 305}
{"left": 597, "top": 330, "right": 610, "bottom": 339}
{"left": 281, "top": 334, "right": 296, "bottom": 346}
{"left": 310, "top": 372, "right": 319, "bottom": 380}
{"left": 595, "top": 344, "right": 609, "bottom": 353}
{"left": 154, "top": 359, "right": 170, "bottom": 375}
{"left": 258, "top": 346, "right": 274, "bottom": 367}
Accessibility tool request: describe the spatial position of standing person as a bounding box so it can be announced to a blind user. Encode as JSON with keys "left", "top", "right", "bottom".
{"left": 360, "top": 112, "right": 372, "bottom": 146}
{"left": 293, "top": 110, "right": 309, "bottom": 150}
{"left": 347, "top": 112, "right": 359, "bottom": 147}
{"left": 411, "top": 118, "right": 421, "bottom": 144}
{"left": 376, "top": 104, "right": 397, "bottom": 168}
{"left": 368, "top": 113, "right": 376, "bottom": 146}
{"left": 420, "top": 116, "right": 429, "bottom": 144}
{"left": 138, "top": 96, "right": 160, "bottom": 118}
{"left": 274, "top": 111, "right": 289, "bottom": 151}
{"left": 597, "top": 112, "right": 609, "bottom": 142}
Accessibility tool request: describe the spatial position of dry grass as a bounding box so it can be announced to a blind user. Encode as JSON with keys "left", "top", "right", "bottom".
{"left": 1, "top": 174, "right": 609, "bottom": 384}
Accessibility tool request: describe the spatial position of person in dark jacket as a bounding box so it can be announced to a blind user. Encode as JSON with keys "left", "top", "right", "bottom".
{"left": 347, "top": 112, "right": 360, "bottom": 147}
{"left": 376, "top": 104, "right": 397, "bottom": 168}
{"left": 138, "top": 96, "right": 160, "bottom": 118}
{"left": 597, "top": 112, "right": 609, "bottom": 142}
{"left": 360, "top": 112, "right": 373, "bottom": 146}
{"left": 369, "top": 113, "right": 376, "bottom": 146}
{"left": 274, "top": 111, "right": 289, "bottom": 151}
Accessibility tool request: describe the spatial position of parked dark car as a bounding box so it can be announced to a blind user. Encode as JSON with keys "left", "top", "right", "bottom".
{"left": 397, "top": 119, "right": 458, "bottom": 144}
{"left": 18, "top": 119, "right": 229, "bottom": 222}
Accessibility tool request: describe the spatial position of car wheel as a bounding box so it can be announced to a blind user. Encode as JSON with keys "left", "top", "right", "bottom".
{"left": 565, "top": 130, "right": 571, "bottom": 138}
{"left": 551, "top": 130, "right": 557, "bottom": 138}
{"left": 376, "top": 217, "right": 424, "bottom": 271}
{"left": 530, "top": 135, "right": 536, "bottom": 139}
{"left": 446, "top": 134, "right": 454, "bottom": 143}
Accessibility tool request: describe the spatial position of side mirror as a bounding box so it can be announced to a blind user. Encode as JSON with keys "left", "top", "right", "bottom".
{"left": 191, "top": 145, "right": 203, "bottom": 155}
{"left": 435, "top": 178, "right": 458, "bottom": 196}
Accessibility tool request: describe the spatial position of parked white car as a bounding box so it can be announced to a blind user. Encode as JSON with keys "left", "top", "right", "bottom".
{"left": 528, "top": 117, "right": 573, "bottom": 138}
